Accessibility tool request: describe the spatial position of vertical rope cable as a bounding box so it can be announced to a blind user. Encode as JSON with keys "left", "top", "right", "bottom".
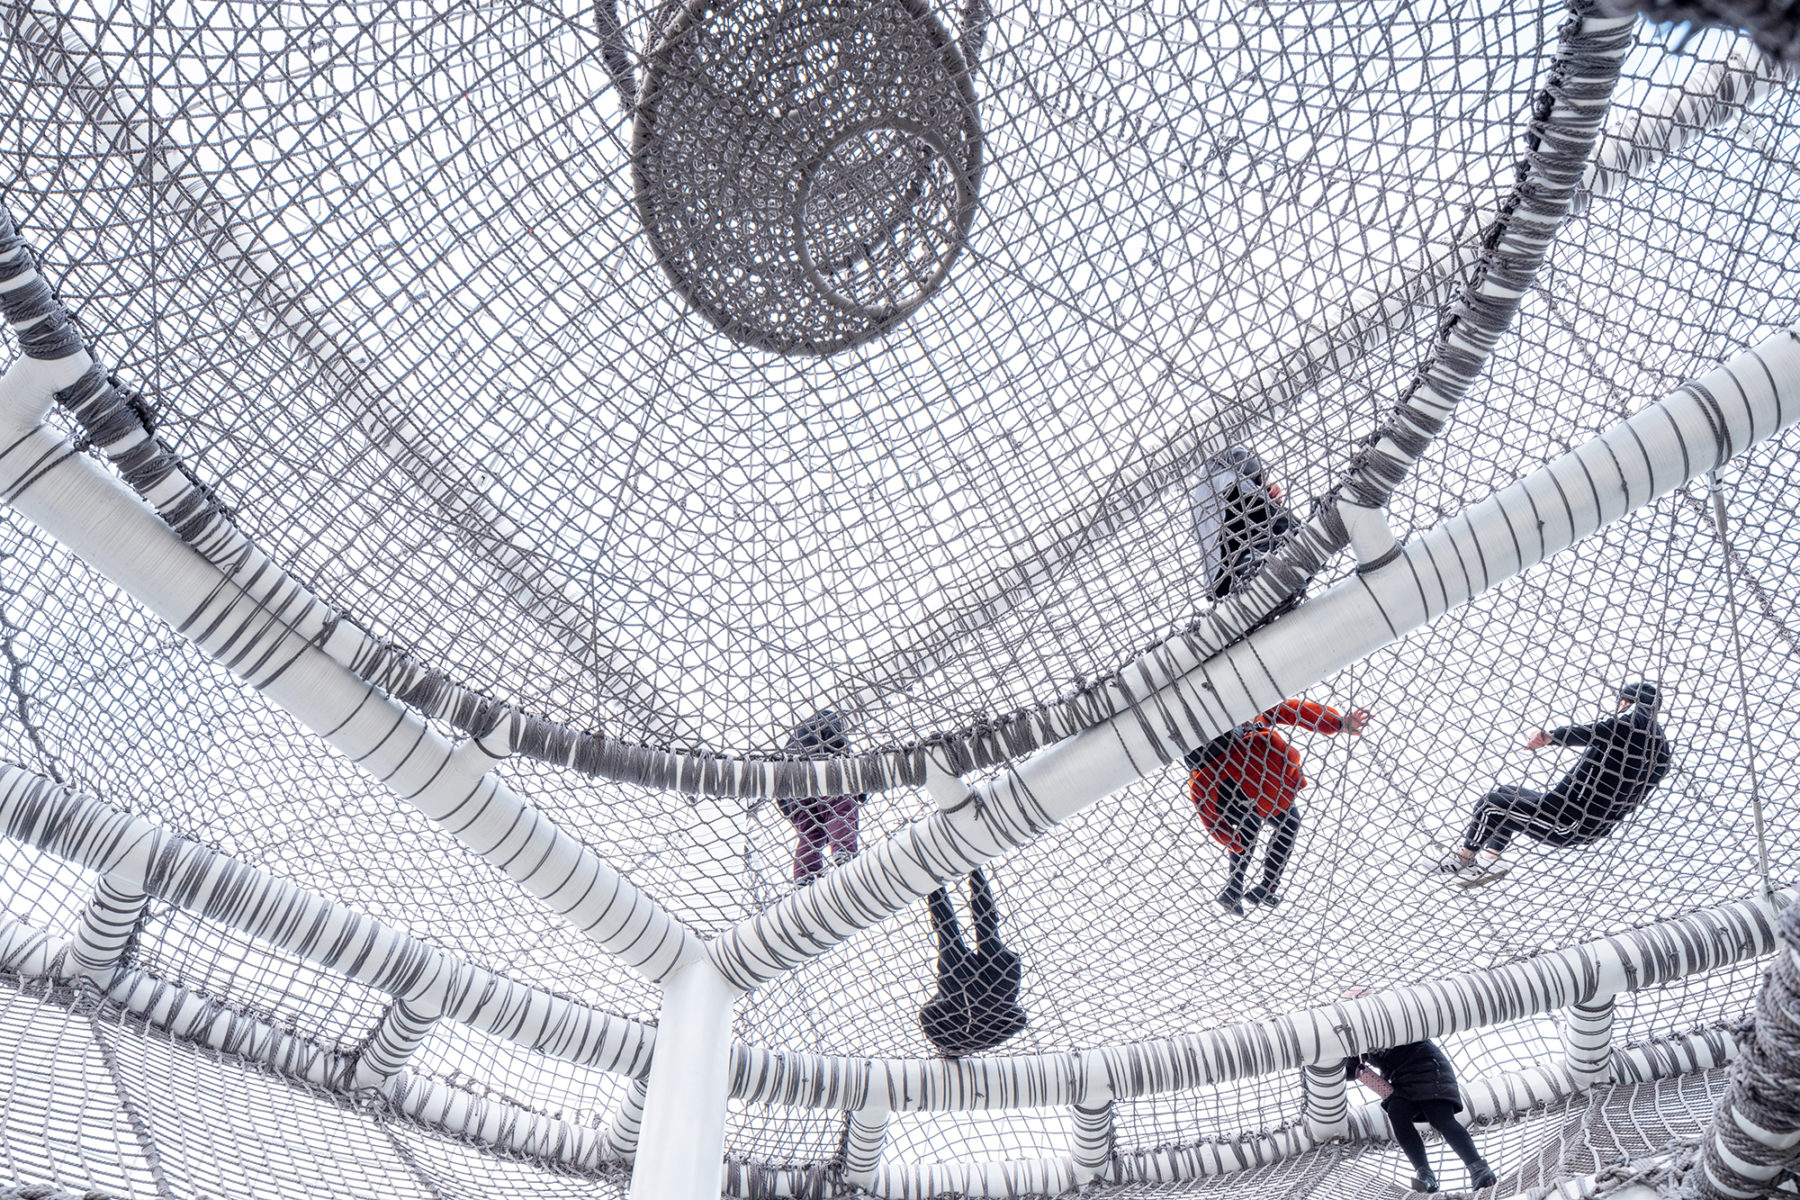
{"left": 1707, "top": 469, "right": 1775, "bottom": 900}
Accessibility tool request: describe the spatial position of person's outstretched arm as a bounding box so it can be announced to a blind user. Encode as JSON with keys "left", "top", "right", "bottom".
{"left": 1535, "top": 713, "right": 1624, "bottom": 749}
{"left": 1264, "top": 700, "right": 1370, "bottom": 735}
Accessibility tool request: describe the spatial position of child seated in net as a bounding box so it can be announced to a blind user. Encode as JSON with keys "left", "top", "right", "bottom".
{"left": 1340, "top": 989, "right": 1498, "bottom": 1194}
{"left": 1189, "top": 446, "right": 1298, "bottom": 604}
{"left": 779, "top": 711, "right": 866, "bottom": 884}
{"left": 919, "top": 868, "right": 1027, "bottom": 1057}
{"left": 1184, "top": 699, "right": 1369, "bottom": 915}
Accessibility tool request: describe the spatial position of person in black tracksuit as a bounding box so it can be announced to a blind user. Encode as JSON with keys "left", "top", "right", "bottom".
{"left": 919, "top": 868, "right": 1027, "bottom": 1057}
{"left": 1440, "top": 682, "right": 1671, "bottom": 879}
{"left": 1345, "top": 1037, "right": 1497, "bottom": 1193}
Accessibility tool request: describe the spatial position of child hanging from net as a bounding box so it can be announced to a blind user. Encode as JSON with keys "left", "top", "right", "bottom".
{"left": 1185, "top": 699, "right": 1369, "bottom": 915}
{"left": 1340, "top": 988, "right": 1498, "bottom": 1194}
{"left": 779, "top": 711, "right": 866, "bottom": 884}
{"left": 919, "top": 868, "right": 1027, "bottom": 1057}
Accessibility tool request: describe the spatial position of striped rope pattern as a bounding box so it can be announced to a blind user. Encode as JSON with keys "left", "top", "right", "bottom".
{"left": 0, "top": 221, "right": 705, "bottom": 984}
{"left": 1565, "top": 998, "right": 1618, "bottom": 1088}
{"left": 355, "top": 1000, "right": 443, "bottom": 1089}
{"left": 0, "top": 764, "right": 656, "bottom": 1079}
{"left": 1695, "top": 900, "right": 1800, "bottom": 1198}
{"left": 65, "top": 877, "right": 145, "bottom": 989}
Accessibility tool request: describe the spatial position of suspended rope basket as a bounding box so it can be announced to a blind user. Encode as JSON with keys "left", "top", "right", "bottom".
{"left": 632, "top": 0, "right": 983, "bottom": 354}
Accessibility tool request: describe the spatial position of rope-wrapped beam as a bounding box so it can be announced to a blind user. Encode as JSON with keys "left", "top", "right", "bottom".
{"left": 0, "top": 764, "right": 656, "bottom": 1078}
{"left": 842, "top": 1103, "right": 891, "bottom": 1188}
{"left": 0, "top": 218, "right": 704, "bottom": 985}
{"left": 354, "top": 1000, "right": 442, "bottom": 1090}
{"left": 1566, "top": 997, "right": 1618, "bottom": 1088}
{"left": 1302, "top": 1062, "right": 1351, "bottom": 1142}
{"left": 1694, "top": 900, "right": 1800, "bottom": 1198}
{"left": 602, "top": 1078, "right": 649, "bottom": 1163}
{"left": 62, "top": 877, "right": 145, "bottom": 989}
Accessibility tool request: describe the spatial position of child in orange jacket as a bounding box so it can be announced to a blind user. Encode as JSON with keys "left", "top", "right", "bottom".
{"left": 1186, "top": 699, "right": 1369, "bottom": 915}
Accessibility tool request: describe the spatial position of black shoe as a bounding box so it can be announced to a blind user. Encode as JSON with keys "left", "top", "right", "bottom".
{"left": 1216, "top": 888, "right": 1244, "bottom": 916}
{"left": 1411, "top": 1170, "right": 1439, "bottom": 1194}
{"left": 1469, "top": 1160, "right": 1497, "bottom": 1189}
{"left": 1242, "top": 883, "right": 1282, "bottom": 907}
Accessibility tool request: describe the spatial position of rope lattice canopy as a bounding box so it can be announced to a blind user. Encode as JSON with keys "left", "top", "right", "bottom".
{"left": 0, "top": 0, "right": 1795, "bottom": 1195}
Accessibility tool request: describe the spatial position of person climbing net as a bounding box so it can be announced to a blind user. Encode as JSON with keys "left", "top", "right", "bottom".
{"left": 1184, "top": 698, "right": 1370, "bottom": 916}
{"left": 1438, "top": 682, "right": 1672, "bottom": 886}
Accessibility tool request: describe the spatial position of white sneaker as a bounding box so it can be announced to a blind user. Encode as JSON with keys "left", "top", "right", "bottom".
{"left": 1436, "top": 850, "right": 1473, "bottom": 874}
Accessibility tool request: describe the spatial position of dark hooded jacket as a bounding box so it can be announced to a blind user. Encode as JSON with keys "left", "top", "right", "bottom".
{"left": 1541, "top": 702, "right": 1671, "bottom": 837}
{"left": 1345, "top": 1039, "right": 1463, "bottom": 1112}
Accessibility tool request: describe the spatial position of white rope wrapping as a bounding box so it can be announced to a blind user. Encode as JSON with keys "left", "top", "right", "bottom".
{"left": 63, "top": 877, "right": 145, "bottom": 990}
{"left": 0, "top": 764, "right": 656, "bottom": 1078}
{"left": 1695, "top": 901, "right": 1800, "bottom": 1198}
{"left": 0, "top": 226, "right": 705, "bottom": 984}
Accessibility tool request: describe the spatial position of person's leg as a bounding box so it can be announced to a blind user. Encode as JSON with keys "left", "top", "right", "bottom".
{"left": 1384, "top": 1096, "right": 1436, "bottom": 1189}
{"left": 1461, "top": 787, "right": 1542, "bottom": 854}
{"left": 1245, "top": 806, "right": 1300, "bottom": 905}
{"left": 969, "top": 868, "right": 1003, "bottom": 952}
{"left": 789, "top": 801, "right": 829, "bottom": 882}
{"left": 1417, "top": 1101, "right": 1496, "bottom": 1187}
{"left": 1415, "top": 1101, "right": 1479, "bottom": 1164}
{"left": 929, "top": 887, "right": 970, "bottom": 981}
{"left": 1218, "top": 848, "right": 1257, "bottom": 915}
{"left": 823, "top": 793, "right": 860, "bottom": 864}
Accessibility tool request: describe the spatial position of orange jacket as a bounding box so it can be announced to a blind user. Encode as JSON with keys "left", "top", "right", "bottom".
{"left": 1189, "top": 699, "right": 1344, "bottom": 853}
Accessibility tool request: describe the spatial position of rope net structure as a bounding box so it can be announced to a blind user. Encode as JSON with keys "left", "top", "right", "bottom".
{"left": 0, "top": 0, "right": 1795, "bottom": 1196}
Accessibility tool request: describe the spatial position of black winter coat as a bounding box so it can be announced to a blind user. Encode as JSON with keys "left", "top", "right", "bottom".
{"left": 1345, "top": 1039, "right": 1463, "bottom": 1112}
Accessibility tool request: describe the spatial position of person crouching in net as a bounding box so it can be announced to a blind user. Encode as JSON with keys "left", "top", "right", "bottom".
{"left": 1340, "top": 990, "right": 1498, "bottom": 1194}
{"left": 1185, "top": 699, "right": 1370, "bottom": 915}
{"left": 1190, "top": 446, "right": 1302, "bottom": 614}
{"left": 1438, "top": 682, "right": 1671, "bottom": 883}
{"left": 919, "top": 868, "right": 1027, "bottom": 1057}
{"left": 779, "top": 711, "right": 866, "bottom": 885}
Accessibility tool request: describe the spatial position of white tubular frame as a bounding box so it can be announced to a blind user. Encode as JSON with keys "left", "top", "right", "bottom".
{"left": 0, "top": 248, "right": 703, "bottom": 986}
{"left": 0, "top": 765, "right": 656, "bottom": 1079}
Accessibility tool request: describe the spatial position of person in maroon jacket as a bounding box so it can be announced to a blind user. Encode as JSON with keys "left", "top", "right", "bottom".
{"left": 780, "top": 712, "right": 866, "bottom": 884}
{"left": 1185, "top": 699, "right": 1370, "bottom": 915}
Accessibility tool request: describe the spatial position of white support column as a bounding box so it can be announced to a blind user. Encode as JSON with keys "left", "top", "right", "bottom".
{"left": 629, "top": 958, "right": 740, "bottom": 1200}
{"left": 1069, "top": 1098, "right": 1115, "bottom": 1184}
{"left": 842, "top": 1095, "right": 890, "bottom": 1189}
{"left": 603, "top": 1079, "right": 650, "bottom": 1163}
{"left": 355, "top": 999, "right": 442, "bottom": 1090}
{"left": 64, "top": 875, "right": 147, "bottom": 988}
{"left": 1302, "top": 1062, "right": 1351, "bottom": 1142}
{"left": 1563, "top": 997, "right": 1616, "bottom": 1090}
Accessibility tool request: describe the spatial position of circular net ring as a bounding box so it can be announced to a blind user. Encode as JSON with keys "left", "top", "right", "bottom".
{"left": 633, "top": 0, "right": 982, "bottom": 355}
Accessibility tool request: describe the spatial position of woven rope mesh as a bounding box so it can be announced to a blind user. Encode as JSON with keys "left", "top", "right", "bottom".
{"left": 0, "top": 0, "right": 1797, "bottom": 1195}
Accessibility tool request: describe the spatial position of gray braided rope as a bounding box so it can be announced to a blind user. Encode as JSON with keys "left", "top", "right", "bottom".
{"left": 1692, "top": 900, "right": 1800, "bottom": 1198}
